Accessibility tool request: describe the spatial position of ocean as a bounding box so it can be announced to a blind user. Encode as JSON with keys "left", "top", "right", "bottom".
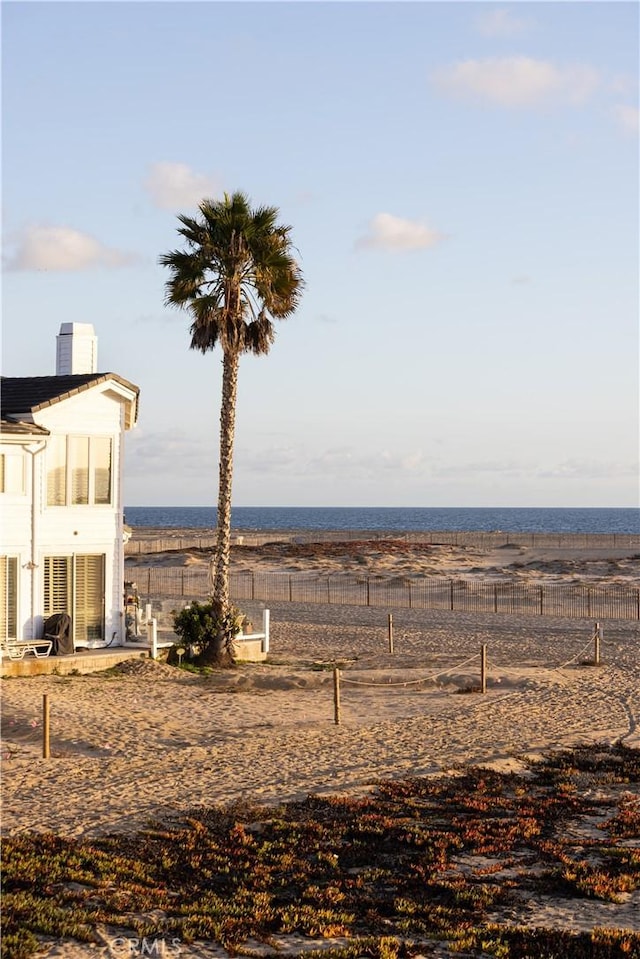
{"left": 124, "top": 506, "right": 639, "bottom": 535}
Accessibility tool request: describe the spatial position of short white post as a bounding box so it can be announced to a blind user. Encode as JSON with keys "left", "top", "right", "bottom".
{"left": 145, "top": 603, "right": 152, "bottom": 623}
{"left": 262, "top": 609, "right": 270, "bottom": 654}
{"left": 147, "top": 618, "right": 158, "bottom": 660}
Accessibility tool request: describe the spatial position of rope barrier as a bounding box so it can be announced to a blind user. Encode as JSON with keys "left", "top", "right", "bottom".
{"left": 549, "top": 635, "right": 598, "bottom": 671}
{"left": 333, "top": 621, "right": 610, "bottom": 724}
{"left": 337, "top": 633, "right": 601, "bottom": 693}
{"left": 340, "top": 652, "right": 481, "bottom": 688}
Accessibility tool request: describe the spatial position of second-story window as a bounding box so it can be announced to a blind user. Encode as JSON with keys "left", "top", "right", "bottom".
{"left": 0, "top": 451, "right": 26, "bottom": 495}
{"left": 70, "top": 436, "right": 90, "bottom": 504}
{"left": 46, "top": 435, "right": 113, "bottom": 507}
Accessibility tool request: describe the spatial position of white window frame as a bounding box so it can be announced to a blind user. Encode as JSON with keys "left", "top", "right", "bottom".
{"left": 43, "top": 554, "right": 106, "bottom": 645}
{"left": 46, "top": 435, "right": 113, "bottom": 507}
{"left": 0, "top": 451, "right": 26, "bottom": 496}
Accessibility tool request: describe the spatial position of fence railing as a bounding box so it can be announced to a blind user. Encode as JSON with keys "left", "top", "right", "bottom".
{"left": 125, "top": 530, "right": 640, "bottom": 554}
{"left": 129, "top": 567, "right": 640, "bottom": 621}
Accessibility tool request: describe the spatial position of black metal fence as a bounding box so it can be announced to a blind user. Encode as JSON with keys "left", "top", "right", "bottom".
{"left": 130, "top": 567, "right": 640, "bottom": 621}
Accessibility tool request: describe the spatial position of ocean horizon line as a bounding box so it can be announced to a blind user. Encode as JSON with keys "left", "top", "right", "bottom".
{"left": 124, "top": 505, "right": 639, "bottom": 535}
{"left": 126, "top": 505, "right": 637, "bottom": 511}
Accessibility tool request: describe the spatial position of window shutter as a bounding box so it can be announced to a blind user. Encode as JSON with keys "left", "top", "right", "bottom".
{"left": 44, "top": 556, "right": 72, "bottom": 616}
{"left": 74, "top": 555, "right": 105, "bottom": 643}
{"left": 0, "top": 557, "right": 18, "bottom": 641}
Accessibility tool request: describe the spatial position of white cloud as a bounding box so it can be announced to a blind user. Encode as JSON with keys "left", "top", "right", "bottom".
{"left": 145, "top": 162, "right": 221, "bottom": 211}
{"left": 432, "top": 56, "right": 600, "bottom": 108}
{"left": 534, "top": 459, "right": 639, "bottom": 481}
{"left": 356, "top": 213, "right": 445, "bottom": 252}
{"left": 476, "top": 8, "right": 534, "bottom": 37}
{"left": 4, "top": 225, "right": 137, "bottom": 272}
{"left": 612, "top": 104, "right": 639, "bottom": 135}
{"left": 127, "top": 430, "right": 216, "bottom": 476}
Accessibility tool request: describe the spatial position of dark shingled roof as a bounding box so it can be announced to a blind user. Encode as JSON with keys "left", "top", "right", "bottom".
{"left": 0, "top": 420, "right": 49, "bottom": 437}
{"left": 1, "top": 374, "right": 139, "bottom": 419}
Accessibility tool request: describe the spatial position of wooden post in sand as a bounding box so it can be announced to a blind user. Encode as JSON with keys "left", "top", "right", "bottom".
{"left": 388, "top": 613, "right": 394, "bottom": 654}
{"left": 333, "top": 668, "right": 341, "bottom": 725}
{"left": 42, "top": 694, "right": 50, "bottom": 759}
{"left": 480, "top": 644, "right": 487, "bottom": 694}
{"left": 594, "top": 622, "right": 601, "bottom": 665}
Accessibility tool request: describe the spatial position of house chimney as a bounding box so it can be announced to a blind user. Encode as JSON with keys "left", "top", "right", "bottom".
{"left": 56, "top": 323, "right": 98, "bottom": 375}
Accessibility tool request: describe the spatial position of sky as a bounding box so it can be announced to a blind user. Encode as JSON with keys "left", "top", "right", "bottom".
{"left": 2, "top": 1, "right": 638, "bottom": 509}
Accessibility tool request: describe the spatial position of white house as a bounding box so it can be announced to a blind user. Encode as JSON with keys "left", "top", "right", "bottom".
{"left": 1, "top": 324, "right": 139, "bottom": 650}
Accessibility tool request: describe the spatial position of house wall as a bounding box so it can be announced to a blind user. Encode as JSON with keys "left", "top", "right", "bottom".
{"left": 2, "top": 386, "right": 134, "bottom": 645}
{"left": 1, "top": 438, "right": 41, "bottom": 642}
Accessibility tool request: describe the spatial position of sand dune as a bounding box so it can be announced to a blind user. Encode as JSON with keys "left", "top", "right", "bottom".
{"left": 125, "top": 535, "right": 640, "bottom": 586}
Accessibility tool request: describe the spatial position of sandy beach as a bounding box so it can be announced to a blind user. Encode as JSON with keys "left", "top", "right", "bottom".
{"left": 3, "top": 605, "right": 639, "bottom": 839}
{"left": 2, "top": 533, "right": 639, "bottom": 955}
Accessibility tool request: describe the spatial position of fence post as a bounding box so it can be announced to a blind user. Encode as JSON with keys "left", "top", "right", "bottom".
{"left": 450, "top": 580, "right": 454, "bottom": 611}
{"left": 493, "top": 584, "right": 498, "bottom": 614}
{"left": 388, "top": 613, "right": 394, "bottom": 654}
{"left": 333, "top": 668, "right": 341, "bottom": 725}
{"left": 43, "top": 694, "right": 50, "bottom": 759}
{"left": 148, "top": 619, "right": 158, "bottom": 660}
{"left": 289, "top": 575, "right": 292, "bottom": 602}
{"left": 181, "top": 569, "right": 185, "bottom": 597}
{"left": 539, "top": 585, "right": 544, "bottom": 616}
{"left": 594, "top": 622, "right": 601, "bottom": 665}
{"left": 480, "top": 644, "right": 487, "bottom": 694}
{"left": 366, "top": 578, "right": 370, "bottom": 606}
{"left": 262, "top": 609, "right": 270, "bottom": 654}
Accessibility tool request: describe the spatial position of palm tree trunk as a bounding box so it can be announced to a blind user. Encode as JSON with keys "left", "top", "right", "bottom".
{"left": 213, "top": 347, "right": 239, "bottom": 615}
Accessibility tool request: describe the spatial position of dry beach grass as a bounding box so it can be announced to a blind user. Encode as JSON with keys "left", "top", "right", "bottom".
{"left": 2, "top": 533, "right": 639, "bottom": 957}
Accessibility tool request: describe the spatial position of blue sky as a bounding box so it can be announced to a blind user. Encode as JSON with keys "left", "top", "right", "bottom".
{"left": 3, "top": 1, "right": 638, "bottom": 508}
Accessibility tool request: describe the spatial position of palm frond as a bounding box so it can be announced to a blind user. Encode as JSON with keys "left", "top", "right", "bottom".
{"left": 160, "top": 190, "right": 303, "bottom": 355}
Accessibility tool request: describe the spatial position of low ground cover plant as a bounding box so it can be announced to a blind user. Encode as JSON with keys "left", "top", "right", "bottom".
{"left": 2, "top": 744, "right": 639, "bottom": 958}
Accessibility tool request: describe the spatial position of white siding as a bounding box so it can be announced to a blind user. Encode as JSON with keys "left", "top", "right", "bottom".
{"left": 1, "top": 380, "right": 136, "bottom": 644}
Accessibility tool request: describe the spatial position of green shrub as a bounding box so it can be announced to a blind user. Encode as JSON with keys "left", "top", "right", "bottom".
{"left": 171, "top": 600, "right": 244, "bottom": 666}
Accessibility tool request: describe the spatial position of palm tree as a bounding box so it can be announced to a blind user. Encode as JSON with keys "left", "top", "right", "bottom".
{"left": 160, "top": 192, "right": 303, "bottom": 663}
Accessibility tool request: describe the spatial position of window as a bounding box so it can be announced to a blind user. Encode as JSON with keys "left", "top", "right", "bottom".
{"left": 74, "top": 555, "right": 105, "bottom": 641}
{"left": 93, "top": 436, "right": 112, "bottom": 505}
{"left": 47, "top": 436, "right": 67, "bottom": 506}
{"left": 0, "top": 557, "right": 18, "bottom": 641}
{"left": 44, "top": 554, "right": 105, "bottom": 644}
{"left": 0, "top": 452, "right": 25, "bottom": 495}
{"left": 46, "top": 436, "right": 112, "bottom": 507}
